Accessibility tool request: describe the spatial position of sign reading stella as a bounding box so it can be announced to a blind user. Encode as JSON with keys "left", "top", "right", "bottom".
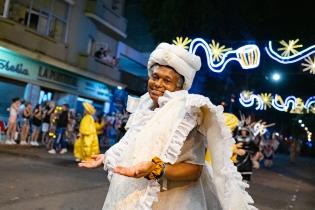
{"left": 0, "top": 58, "right": 29, "bottom": 75}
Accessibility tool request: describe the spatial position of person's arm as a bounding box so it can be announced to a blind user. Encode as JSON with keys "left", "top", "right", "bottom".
{"left": 164, "top": 162, "right": 203, "bottom": 181}
{"left": 23, "top": 108, "right": 28, "bottom": 117}
{"left": 114, "top": 160, "right": 203, "bottom": 182}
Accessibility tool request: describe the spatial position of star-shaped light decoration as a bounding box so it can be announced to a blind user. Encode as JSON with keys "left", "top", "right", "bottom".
{"left": 209, "top": 40, "right": 232, "bottom": 62}
{"left": 242, "top": 90, "right": 253, "bottom": 99}
{"left": 302, "top": 56, "right": 315, "bottom": 75}
{"left": 172, "top": 37, "right": 192, "bottom": 49}
{"left": 277, "top": 39, "right": 303, "bottom": 57}
{"left": 260, "top": 93, "right": 272, "bottom": 110}
{"left": 310, "top": 105, "right": 315, "bottom": 114}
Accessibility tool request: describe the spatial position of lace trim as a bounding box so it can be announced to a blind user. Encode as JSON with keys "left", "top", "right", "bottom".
{"left": 103, "top": 132, "right": 130, "bottom": 181}
{"left": 105, "top": 91, "right": 256, "bottom": 210}
{"left": 104, "top": 95, "right": 156, "bottom": 182}
{"left": 163, "top": 112, "right": 197, "bottom": 164}
{"left": 138, "top": 106, "right": 198, "bottom": 209}
{"left": 187, "top": 94, "right": 257, "bottom": 210}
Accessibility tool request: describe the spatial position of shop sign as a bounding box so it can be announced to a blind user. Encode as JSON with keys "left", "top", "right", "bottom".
{"left": 0, "top": 58, "right": 29, "bottom": 75}
{"left": 0, "top": 47, "right": 112, "bottom": 101}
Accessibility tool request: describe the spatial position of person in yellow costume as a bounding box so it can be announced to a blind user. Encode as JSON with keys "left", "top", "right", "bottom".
{"left": 74, "top": 102, "right": 100, "bottom": 161}
{"left": 205, "top": 113, "right": 242, "bottom": 164}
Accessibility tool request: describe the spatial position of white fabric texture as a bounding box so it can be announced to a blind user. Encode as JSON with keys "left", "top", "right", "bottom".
{"left": 103, "top": 90, "right": 257, "bottom": 210}
{"left": 147, "top": 43, "right": 201, "bottom": 90}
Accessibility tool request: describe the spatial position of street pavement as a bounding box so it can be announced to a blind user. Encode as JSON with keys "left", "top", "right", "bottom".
{"left": 0, "top": 145, "right": 314, "bottom": 210}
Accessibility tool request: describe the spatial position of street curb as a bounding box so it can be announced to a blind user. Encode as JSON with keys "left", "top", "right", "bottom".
{"left": 0, "top": 145, "right": 74, "bottom": 161}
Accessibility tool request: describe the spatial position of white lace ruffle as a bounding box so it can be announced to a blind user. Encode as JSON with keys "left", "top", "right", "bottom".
{"left": 163, "top": 112, "right": 197, "bottom": 164}
{"left": 137, "top": 91, "right": 199, "bottom": 210}
{"left": 139, "top": 180, "right": 160, "bottom": 209}
{"left": 104, "top": 93, "right": 156, "bottom": 181}
{"left": 103, "top": 131, "right": 130, "bottom": 181}
{"left": 186, "top": 94, "right": 257, "bottom": 210}
{"left": 104, "top": 90, "right": 257, "bottom": 210}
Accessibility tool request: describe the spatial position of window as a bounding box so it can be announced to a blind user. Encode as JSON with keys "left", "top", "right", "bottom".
{"left": 7, "top": 0, "right": 70, "bottom": 43}
{"left": 9, "top": 0, "right": 30, "bottom": 23}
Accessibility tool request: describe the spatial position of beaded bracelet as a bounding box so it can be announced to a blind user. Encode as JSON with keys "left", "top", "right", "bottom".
{"left": 145, "top": 156, "right": 165, "bottom": 180}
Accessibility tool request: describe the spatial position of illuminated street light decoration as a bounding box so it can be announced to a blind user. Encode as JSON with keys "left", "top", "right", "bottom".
{"left": 265, "top": 41, "right": 315, "bottom": 64}
{"left": 290, "top": 98, "right": 304, "bottom": 114}
{"left": 305, "top": 96, "right": 315, "bottom": 108}
{"left": 277, "top": 39, "right": 303, "bottom": 57}
{"left": 260, "top": 93, "right": 272, "bottom": 110}
{"left": 209, "top": 40, "right": 232, "bottom": 62}
{"left": 189, "top": 38, "right": 260, "bottom": 73}
{"left": 172, "top": 37, "right": 192, "bottom": 49}
{"left": 173, "top": 37, "right": 315, "bottom": 73}
{"left": 239, "top": 91, "right": 264, "bottom": 110}
{"left": 284, "top": 96, "right": 297, "bottom": 111}
{"left": 239, "top": 91, "right": 315, "bottom": 114}
{"left": 272, "top": 94, "right": 287, "bottom": 112}
{"left": 302, "top": 56, "right": 315, "bottom": 75}
{"left": 304, "top": 96, "right": 315, "bottom": 114}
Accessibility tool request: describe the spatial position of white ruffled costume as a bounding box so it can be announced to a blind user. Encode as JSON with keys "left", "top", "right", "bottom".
{"left": 102, "top": 43, "right": 256, "bottom": 210}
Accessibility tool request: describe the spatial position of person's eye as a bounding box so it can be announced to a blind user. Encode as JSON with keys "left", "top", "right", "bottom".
{"left": 164, "top": 79, "right": 171, "bottom": 83}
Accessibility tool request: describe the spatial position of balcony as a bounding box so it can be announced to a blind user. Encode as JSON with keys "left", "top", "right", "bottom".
{"left": 78, "top": 53, "right": 121, "bottom": 82}
{"left": 0, "top": 17, "right": 68, "bottom": 61}
{"left": 85, "top": 0, "right": 128, "bottom": 39}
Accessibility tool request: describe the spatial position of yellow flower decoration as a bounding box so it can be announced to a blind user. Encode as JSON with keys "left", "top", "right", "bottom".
{"left": 260, "top": 93, "right": 272, "bottom": 110}
{"left": 209, "top": 40, "right": 232, "bottom": 62}
{"left": 277, "top": 39, "right": 303, "bottom": 57}
{"left": 172, "top": 37, "right": 192, "bottom": 49}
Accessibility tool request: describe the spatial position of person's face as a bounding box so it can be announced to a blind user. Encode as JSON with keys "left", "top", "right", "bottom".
{"left": 148, "top": 65, "right": 181, "bottom": 105}
{"left": 14, "top": 100, "right": 21, "bottom": 107}
{"left": 241, "top": 130, "right": 248, "bottom": 137}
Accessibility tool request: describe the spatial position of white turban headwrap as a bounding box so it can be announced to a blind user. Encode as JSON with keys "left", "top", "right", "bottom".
{"left": 148, "top": 43, "right": 201, "bottom": 90}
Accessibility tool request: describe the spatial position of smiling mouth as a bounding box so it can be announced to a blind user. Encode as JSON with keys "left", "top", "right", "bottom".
{"left": 150, "top": 89, "right": 164, "bottom": 96}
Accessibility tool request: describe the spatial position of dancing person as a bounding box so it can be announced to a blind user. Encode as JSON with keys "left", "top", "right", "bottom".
{"left": 48, "top": 104, "right": 69, "bottom": 154}
{"left": 74, "top": 102, "right": 99, "bottom": 162}
{"left": 234, "top": 126, "right": 259, "bottom": 181}
{"left": 79, "top": 43, "right": 256, "bottom": 210}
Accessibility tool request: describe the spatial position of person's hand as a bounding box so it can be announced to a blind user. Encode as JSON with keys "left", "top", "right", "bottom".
{"left": 234, "top": 143, "right": 246, "bottom": 156}
{"left": 235, "top": 142, "right": 243, "bottom": 149}
{"left": 236, "top": 148, "right": 246, "bottom": 156}
{"left": 78, "top": 154, "right": 104, "bottom": 168}
{"left": 114, "top": 161, "right": 155, "bottom": 178}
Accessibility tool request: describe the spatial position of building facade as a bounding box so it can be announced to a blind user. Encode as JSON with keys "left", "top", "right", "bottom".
{"left": 0, "top": 0, "right": 148, "bottom": 119}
